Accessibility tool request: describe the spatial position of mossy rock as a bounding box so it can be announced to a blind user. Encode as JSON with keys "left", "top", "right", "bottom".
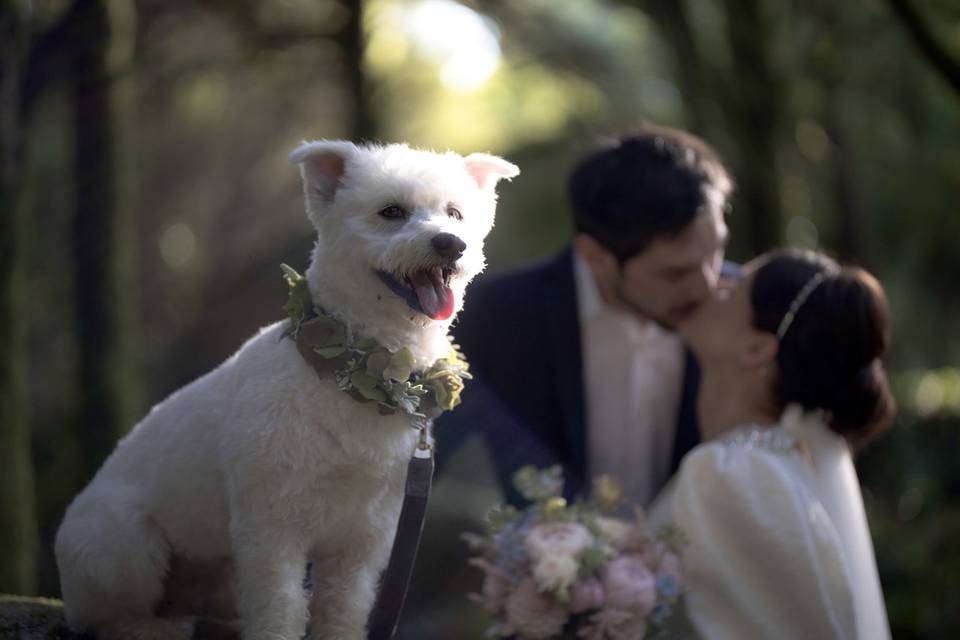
{"left": 0, "top": 595, "right": 85, "bottom": 640}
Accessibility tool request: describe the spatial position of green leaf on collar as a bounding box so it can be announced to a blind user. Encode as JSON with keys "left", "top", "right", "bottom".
{"left": 384, "top": 347, "right": 415, "bottom": 382}
{"left": 313, "top": 345, "right": 346, "bottom": 359}
{"left": 280, "top": 263, "right": 313, "bottom": 339}
{"left": 350, "top": 370, "right": 388, "bottom": 402}
{"left": 300, "top": 315, "right": 346, "bottom": 349}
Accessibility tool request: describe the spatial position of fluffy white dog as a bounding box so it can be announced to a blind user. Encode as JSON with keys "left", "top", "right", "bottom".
{"left": 55, "top": 140, "right": 519, "bottom": 640}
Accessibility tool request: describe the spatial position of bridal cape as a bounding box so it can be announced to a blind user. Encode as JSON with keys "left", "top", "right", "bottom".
{"left": 648, "top": 405, "right": 890, "bottom": 640}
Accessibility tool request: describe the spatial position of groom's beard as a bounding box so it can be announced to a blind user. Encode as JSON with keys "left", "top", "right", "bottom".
{"left": 614, "top": 280, "right": 676, "bottom": 332}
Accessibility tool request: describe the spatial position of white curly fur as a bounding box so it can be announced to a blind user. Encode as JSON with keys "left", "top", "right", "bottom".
{"left": 55, "top": 140, "right": 518, "bottom": 640}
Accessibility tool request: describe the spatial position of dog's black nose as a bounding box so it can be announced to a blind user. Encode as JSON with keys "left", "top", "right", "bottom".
{"left": 431, "top": 233, "right": 467, "bottom": 260}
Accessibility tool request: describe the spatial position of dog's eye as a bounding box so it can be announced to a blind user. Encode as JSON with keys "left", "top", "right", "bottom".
{"left": 378, "top": 205, "right": 407, "bottom": 220}
{"left": 446, "top": 205, "right": 463, "bottom": 221}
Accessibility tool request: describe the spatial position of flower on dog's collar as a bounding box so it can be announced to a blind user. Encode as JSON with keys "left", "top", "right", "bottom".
{"left": 281, "top": 264, "right": 471, "bottom": 430}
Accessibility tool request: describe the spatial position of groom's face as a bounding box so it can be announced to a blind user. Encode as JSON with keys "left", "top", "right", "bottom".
{"left": 616, "top": 207, "right": 729, "bottom": 330}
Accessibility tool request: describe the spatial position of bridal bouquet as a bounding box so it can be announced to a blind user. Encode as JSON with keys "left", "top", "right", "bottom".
{"left": 464, "top": 467, "right": 687, "bottom": 640}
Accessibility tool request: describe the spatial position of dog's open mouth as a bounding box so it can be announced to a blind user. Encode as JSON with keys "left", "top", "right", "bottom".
{"left": 376, "top": 266, "right": 456, "bottom": 321}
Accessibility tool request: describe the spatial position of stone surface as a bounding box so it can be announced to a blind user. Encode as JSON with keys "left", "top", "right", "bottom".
{"left": 0, "top": 595, "right": 84, "bottom": 640}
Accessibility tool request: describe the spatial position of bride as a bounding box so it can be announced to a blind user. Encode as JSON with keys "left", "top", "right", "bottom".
{"left": 648, "top": 247, "right": 893, "bottom": 639}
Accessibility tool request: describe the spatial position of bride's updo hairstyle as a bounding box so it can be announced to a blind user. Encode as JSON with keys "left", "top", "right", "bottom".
{"left": 750, "top": 248, "right": 895, "bottom": 448}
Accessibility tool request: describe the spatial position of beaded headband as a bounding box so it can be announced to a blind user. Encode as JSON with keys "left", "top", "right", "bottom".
{"left": 776, "top": 271, "right": 828, "bottom": 341}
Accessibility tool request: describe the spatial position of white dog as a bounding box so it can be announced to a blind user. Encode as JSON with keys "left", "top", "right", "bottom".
{"left": 55, "top": 140, "right": 519, "bottom": 640}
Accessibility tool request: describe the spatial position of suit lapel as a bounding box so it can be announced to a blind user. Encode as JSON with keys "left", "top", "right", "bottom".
{"left": 670, "top": 350, "right": 701, "bottom": 475}
{"left": 540, "top": 248, "right": 588, "bottom": 487}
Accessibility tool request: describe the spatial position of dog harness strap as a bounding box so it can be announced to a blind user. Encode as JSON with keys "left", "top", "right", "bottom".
{"left": 367, "top": 444, "right": 435, "bottom": 640}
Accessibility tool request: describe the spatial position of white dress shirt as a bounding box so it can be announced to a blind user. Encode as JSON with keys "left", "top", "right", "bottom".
{"left": 573, "top": 251, "right": 685, "bottom": 508}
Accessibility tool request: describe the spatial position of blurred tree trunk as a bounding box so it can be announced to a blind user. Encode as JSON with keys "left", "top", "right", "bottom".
{"left": 825, "top": 105, "right": 863, "bottom": 263}
{"left": 632, "top": 0, "right": 783, "bottom": 255}
{"left": 886, "top": 0, "right": 960, "bottom": 97}
{"left": 67, "top": 0, "right": 140, "bottom": 480}
{"left": 720, "top": 0, "right": 782, "bottom": 254}
{"left": 806, "top": 5, "right": 866, "bottom": 264}
{"left": 198, "top": 0, "right": 375, "bottom": 139}
{"left": 339, "top": 0, "right": 376, "bottom": 141}
{"left": 821, "top": 49, "right": 864, "bottom": 263}
{"left": 0, "top": 0, "right": 39, "bottom": 595}
{"left": 632, "top": 0, "right": 712, "bottom": 134}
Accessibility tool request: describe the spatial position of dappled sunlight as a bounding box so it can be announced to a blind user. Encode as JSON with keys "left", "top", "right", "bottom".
{"left": 367, "top": 0, "right": 500, "bottom": 92}
{"left": 365, "top": 0, "right": 604, "bottom": 152}
{"left": 785, "top": 215, "right": 820, "bottom": 249}
{"left": 173, "top": 72, "right": 231, "bottom": 123}
{"left": 408, "top": 0, "right": 501, "bottom": 92}
{"left": 893, "top": 368, "right": 960, "bottom": 418}
{"left": 795, "top": 119, "right": 830, "bottom": 164}
{"left": 158, "top": 222, "right": 197, "bottom": 272}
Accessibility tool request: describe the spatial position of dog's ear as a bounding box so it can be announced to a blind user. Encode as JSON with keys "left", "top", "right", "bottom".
{"left": 463, "top": 153, "right": 520, "bottom": 191}
{"left": 289, "top": 140, "right": 357, "bottom": 202}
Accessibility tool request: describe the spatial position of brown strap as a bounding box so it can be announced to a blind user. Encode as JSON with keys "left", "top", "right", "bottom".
{"left": 367, "top": 447, "right": 434, "bottom": 640}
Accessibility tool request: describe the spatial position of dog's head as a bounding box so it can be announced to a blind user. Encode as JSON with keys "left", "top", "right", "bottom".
{"left": 290, "top": 140, "right": 518, "bottom": 328}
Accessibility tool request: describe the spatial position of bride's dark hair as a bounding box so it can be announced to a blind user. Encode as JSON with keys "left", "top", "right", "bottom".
{"left": 750, "top": 248, "right": 896, "bottom": 448}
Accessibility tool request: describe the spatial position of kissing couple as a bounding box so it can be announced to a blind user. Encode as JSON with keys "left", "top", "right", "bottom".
{"left": 439, "top": 124, "right": 893, "bottom": 639}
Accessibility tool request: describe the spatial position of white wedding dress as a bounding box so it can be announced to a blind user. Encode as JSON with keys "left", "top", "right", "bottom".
{"left": 648, "top": 405, "right": 890, "bottom": 640}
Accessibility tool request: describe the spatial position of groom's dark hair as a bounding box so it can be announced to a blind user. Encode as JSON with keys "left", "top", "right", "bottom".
{"left": 569, "top": 124, "right": 733, "bottom": 262}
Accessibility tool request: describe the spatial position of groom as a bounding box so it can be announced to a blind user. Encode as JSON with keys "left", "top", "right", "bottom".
{"left": 437, "top": 124, "right": 735, "bottom": 507}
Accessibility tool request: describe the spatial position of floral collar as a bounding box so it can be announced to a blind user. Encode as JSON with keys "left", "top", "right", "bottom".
{"left": 280, "top": 264, "right": 471, "bottom": 431}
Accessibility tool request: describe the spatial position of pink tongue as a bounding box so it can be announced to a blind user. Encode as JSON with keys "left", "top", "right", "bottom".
{"left": 409, "top": 270, "right": 455, "bottom": 320}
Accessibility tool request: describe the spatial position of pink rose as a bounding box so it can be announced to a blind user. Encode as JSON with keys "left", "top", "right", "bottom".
{"left": 601, "top": 555, "right": 657, "bottom": 616}
{"left": 468, "top": 558, "right": 511, "bottom": 613}
{"left": 504, "top": 577, "right": 569, "bottom": 639}
{"left": 640, "top": 541, "right": 665, "bottom": 567}
{"left": 570, "top": 578, "right": 605, "bottom": 614}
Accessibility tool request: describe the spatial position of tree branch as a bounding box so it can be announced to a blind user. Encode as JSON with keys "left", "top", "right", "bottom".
{"left": 886, "top": 0, "right": 960, "bottom": 96}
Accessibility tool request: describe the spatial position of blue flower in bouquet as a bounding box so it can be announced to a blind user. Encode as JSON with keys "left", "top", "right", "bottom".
{"left": 656, "top": 575, "right": 680, "bottom": 599}
{"left": 492, "top": 524, "right": 530, "bottom": 575}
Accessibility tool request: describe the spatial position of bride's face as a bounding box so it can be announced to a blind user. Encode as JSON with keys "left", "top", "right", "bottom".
{"left": 678, "top": 258, "right": 772, "bottom": 367}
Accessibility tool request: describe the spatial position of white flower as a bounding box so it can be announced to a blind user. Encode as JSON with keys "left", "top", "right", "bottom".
{"left": 594, "top": 516, "right": 634, "bottom": 549}
{"left": 525, "top": 521, "right": 594, "bottom": 561}
{"left": 532, "top": 553, "right": 580, "bottom": 592}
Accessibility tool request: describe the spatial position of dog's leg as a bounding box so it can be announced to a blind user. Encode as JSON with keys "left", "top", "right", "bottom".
{"left": 56, "top": 492, "right": 187, "bottom": 639}
{"left": 306, "top": 543, "right": 384, "bottom": 640}
{"left": 231, "top": 522, "right": 310, "bottom": 640}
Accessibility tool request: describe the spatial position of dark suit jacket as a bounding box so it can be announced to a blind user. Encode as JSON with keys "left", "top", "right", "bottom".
{"left": 435, "top": 247, "right": 705, "bottom": 503}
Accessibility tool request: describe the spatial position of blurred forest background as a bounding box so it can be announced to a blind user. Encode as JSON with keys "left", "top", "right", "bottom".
{"left": 1, "top": 0, "right": 959, "bottom": 637}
